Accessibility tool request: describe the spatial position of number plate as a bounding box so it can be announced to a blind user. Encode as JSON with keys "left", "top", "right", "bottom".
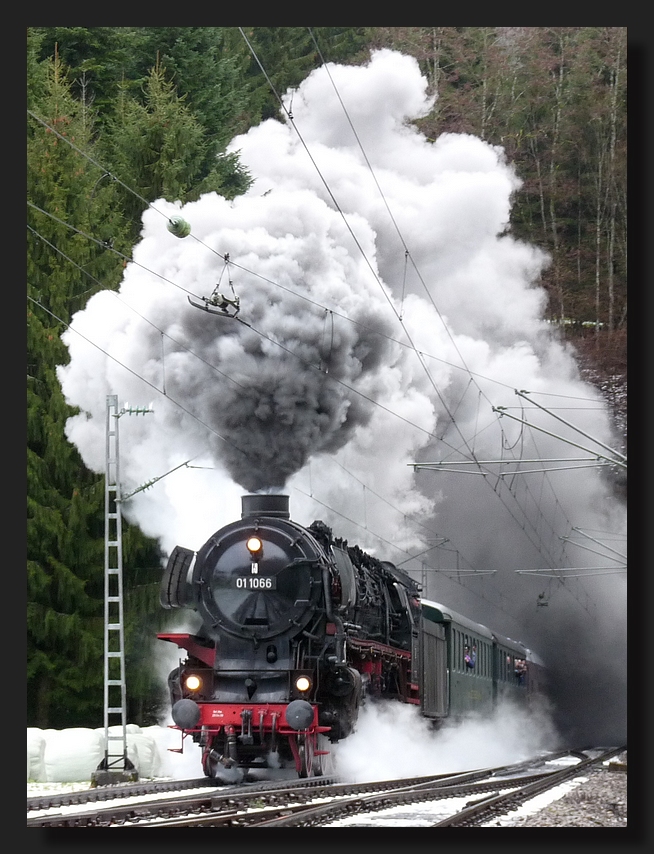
{"left": 233, "top": 575, "right": 277, "bottom": 590}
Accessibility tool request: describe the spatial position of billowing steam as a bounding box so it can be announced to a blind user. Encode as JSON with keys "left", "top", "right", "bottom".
{"left": 57, "top": 49, "right": 626, "bottom": 746}
{"left": 332, "top": 697, "right": 559, "bottom": 783}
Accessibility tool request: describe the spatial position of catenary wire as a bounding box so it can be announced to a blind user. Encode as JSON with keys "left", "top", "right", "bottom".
{"left": 28, "top": 83, "right": 621, "bottom": 615}
{"left": 237, "top": 31, "right": 575, "bottom": 566}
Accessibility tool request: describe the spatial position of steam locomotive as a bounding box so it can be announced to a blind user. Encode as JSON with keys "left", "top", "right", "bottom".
{"left": 158, "top": 494, "right": 544, "bottom": 779}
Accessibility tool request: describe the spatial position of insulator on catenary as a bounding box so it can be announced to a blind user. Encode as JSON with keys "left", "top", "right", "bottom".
{"left": 167, "top": 215, "right": 191, "bottom": 238}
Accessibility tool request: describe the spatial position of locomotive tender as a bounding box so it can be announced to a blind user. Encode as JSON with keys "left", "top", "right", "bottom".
{"left": 158, "top": 494, "right": 543, "bottom": 778}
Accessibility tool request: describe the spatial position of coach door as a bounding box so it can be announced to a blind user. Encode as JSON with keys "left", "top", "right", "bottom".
{"left": 420, "top": 617, "right": 448, "bottom": 718}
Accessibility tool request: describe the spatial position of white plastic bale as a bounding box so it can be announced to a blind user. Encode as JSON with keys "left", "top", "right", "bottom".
{"left": 128, "top": 738, "right": 153, "bottom": 778}
{"left": 43, "top": 728, "right": 104, "bottom": 782}
{"left": 130, "top": 730, "right": 162, "bottom": 778}
{"left": 142, "top": 725, "right": 203, "bottom": 780}
{"left": 27, "top": 728, "right": 46, "bottom": 782}
{"left": 93, "top": 725, "right": 163, "bottom": 777}
{"left": 136, "top": 729, "right": 160, "bottom": 777}
{"left": 27, "top": 725, "right": 166, "bottom": 782}
{"left": 94, "top": 725, "right": 140, "bottom": 772}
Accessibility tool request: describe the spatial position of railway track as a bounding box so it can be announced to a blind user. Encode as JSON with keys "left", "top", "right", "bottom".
{"left": 28, "top": 771, "right": 477, "bottom": 828}
{"left": 26, "top": 773, "right": 337, "bottom": 827}
{"left": 27, "top": 776, "right": 215, "bottom": 813}
{"left": 27, "top": 748, "right": 622, "bottom": 828}
{"left": 431, "top": 747, "right": 626, "bottom": 827}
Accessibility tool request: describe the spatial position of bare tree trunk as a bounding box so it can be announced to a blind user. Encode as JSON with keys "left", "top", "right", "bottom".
{"left": 607, "top": 201, "right": 616, "bottom": 335}
{"left": 430, "top": 27, "right": 442, "bottom": 119}
{"left": 594, "top": 153, "right": 603, "bottom": 346}
{"left": 577, "top": 164, "right": 583, "bottom": 291}
{"left": 481, "top": 71, "right": 488, "bottom": 140}
{"left": 477, "top": 29, "right": 500, "bottom": 142}
{"left": 76, "top": 71, "right": 95, "bottom": 132}
{"left": 548, "top": 59, "right": 565, "bottom": 323}
{"left": 606, "top": 46, "right": 621, "bottom": 336}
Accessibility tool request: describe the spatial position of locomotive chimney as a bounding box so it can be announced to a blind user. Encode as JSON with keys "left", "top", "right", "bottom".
{"left": 241, "top": 494, "right": 290, "bottom": 520}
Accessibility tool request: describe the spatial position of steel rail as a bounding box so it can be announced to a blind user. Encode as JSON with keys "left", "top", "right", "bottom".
{"left": 431, "top": 746, "right": 625, "bottom": 827}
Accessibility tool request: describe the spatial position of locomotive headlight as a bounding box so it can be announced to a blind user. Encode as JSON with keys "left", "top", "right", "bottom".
{"left": 295, "top": 675, "right": 311, "bottom": 693}
{"left": 185, "top": 674, "right": 202, "bottom": 692}
{"left": 246, "top": 536, "right": 263, "bottom": 557}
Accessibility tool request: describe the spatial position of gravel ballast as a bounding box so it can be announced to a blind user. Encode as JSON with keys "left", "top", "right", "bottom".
{"left": 501, "top": 757, "right": 627, "bottom": 827}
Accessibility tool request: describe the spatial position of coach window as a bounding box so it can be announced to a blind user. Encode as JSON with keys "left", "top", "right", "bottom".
{"left": 458, "top": 631, "right": 463, "bottom": 672}
{"left": 452, "top": 629, "right": 459, "bottom": 670}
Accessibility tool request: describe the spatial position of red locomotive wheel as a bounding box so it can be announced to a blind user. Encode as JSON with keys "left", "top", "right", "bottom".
{"left": 298, "top": 733, "right": 315, "bottom": 778}
{"left": 312, "top": 734, "right": 335, "bottom": 777}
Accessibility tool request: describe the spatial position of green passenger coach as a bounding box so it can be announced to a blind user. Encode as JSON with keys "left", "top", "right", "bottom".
{"left": 419, "top": 599, "right": 532, "bottom": 722}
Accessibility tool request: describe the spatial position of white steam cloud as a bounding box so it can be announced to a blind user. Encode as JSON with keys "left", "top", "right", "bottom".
{"left": 332, "top": 698, "right": 559, "bottom": 783}
{"left": 57, "top": 49, "right": 626, "bottom": 746}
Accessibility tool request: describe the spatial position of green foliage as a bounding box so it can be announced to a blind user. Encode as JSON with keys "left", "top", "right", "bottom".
{"left": 104, "top": 62, "right": 250, "bottom": 230}
{"left": 30, "top": 27, "right": 144, "bottom": 117}
{"left": 27, "top": 48, "right": 162, "bottom": 728}
{"left": 131, "top": 28, "right": 252, "bottom": 146}
{"left": 242, "top": 27, "right": 369, "bottom": 123}
{"left": 27, "top": 28, "right": 48, "bottom": 102}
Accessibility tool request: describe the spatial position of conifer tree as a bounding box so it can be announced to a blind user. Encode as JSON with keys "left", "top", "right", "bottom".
{"left": 132, "top": 27, "right": 252, "bottom": 147}
{"left": 28, "top": 49, "right": 112, "bottom": 727}
{"left": 27, "top": 46, "right": 163, "bottom": 727}
{"left": 104, "top": 60, "right": 250, "bottom": 232}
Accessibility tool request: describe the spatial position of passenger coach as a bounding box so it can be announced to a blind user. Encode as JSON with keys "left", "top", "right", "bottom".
{"left": 419, "top": 599, "right": 532, "bottom": 722}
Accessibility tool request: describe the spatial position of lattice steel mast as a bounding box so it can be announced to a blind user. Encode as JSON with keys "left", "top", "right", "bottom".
{"left": 92, "top": 394, "right": 137, "bottom": 785}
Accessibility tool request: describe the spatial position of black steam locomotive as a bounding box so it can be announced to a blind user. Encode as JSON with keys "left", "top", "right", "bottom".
{"left": 158, "top": 493, "right": 543, "bottom": 778}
